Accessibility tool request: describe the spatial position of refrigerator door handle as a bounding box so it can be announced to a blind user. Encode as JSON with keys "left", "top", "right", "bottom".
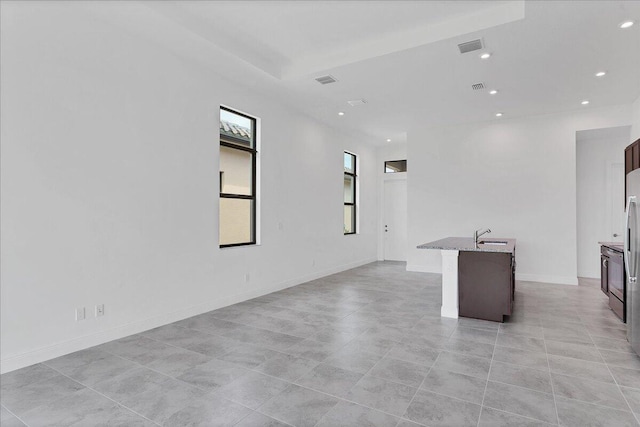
{"left": 625, "top": 196, "right": 637, "bottom": 284}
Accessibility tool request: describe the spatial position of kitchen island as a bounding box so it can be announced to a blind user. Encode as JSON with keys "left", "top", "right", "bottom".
{"left": 418, "top": 237, "right": 516, "bottom": 322}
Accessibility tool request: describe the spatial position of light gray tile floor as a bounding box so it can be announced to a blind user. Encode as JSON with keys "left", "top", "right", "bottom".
{"left": 2, "top": 262, "right": 640, "bottom": 426}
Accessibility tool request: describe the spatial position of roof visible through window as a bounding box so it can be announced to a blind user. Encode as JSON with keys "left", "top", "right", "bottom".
{"left": 220, "top": 108, "right": 253, "bottom": 146}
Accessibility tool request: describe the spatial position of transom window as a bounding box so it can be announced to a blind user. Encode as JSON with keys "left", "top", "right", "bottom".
{"left": 385, "top": 160, "right": 407, "bottom": 173}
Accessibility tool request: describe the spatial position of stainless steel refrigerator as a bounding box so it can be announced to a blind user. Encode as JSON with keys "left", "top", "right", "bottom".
{"left": 625, "top": 168, "right": 640, "bottom": 356}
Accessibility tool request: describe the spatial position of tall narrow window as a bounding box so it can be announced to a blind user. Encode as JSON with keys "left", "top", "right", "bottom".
{"left": 219, "top": 107, "right": 257, "bottom": 247}
{"left": 344, "top": 151, "right": 357, "bottom": 234}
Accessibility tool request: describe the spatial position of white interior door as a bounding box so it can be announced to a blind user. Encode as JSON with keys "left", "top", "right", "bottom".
{"left": 383, "top": 179, "right": 407, "bottom": 261}
{"left": 609, "top": 162, "right": 625, "bottom": 241}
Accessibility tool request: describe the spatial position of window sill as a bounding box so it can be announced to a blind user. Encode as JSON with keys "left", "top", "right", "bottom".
{"left": 220, "top": 243, "right": 261, "bottom": 249}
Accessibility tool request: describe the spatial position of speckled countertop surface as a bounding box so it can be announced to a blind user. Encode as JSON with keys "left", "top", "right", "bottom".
{"left": 417, "top": 237, "right": 516, "bottom": 253}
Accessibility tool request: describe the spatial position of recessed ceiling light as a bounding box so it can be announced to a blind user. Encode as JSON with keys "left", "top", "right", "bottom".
{"left": 495, "top": 112, "right": 503, "bottom": 117}
{"left": 386, "top": 139, "right": 392, "bottom": 142}
{"left": 595, "top": 71, "right": 606, "bottom": 77}
{"left": 581, "top": 100, "right": 590, "bottom": 105}
{"left": 620, "top": 21, "right": 634, "bottom": 29}
{"left": 489, "top": 90, "right": 498, "bottom": 95}
{"left": 480, "top": 53, "right": 491, "bottom": 59}
{"left": 338, "top": 112, "right": 345, "bottom": 116}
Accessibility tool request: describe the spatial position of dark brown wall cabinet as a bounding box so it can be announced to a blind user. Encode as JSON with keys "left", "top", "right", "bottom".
{"left": 458, "top": 252, "right": 515, "bottom": 322}
{"left": 624, "top": 138, "right": 640, "bottom": 203}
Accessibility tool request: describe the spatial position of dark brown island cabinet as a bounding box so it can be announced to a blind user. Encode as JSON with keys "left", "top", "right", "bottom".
{"left": 458, "top": 250, "right": 516, "bottom": 322}
{"left": 600, "top": 243, "right": 626, "bottom": 322}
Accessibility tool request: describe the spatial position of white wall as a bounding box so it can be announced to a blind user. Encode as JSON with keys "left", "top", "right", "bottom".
{"left": 0, "top": 3, "right": 378, "bottom": 373}
{"left": 576, "top": 127, "right": 630, "bottom": 278}
{"left": 407, "top": 106, "right": 632, "bottom": 285}
{"left": 632, "top": 95, "right": 640, "bottom": 142}
{"left": 378, "top": 143, "right": 408, "bottom": 168}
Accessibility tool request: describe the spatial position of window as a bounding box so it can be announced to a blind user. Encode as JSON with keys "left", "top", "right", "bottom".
{"left": 344, "top": 151, "right": 357, "bottom": 234}
{"left": 219, "top": 107, "right": 257, "bottom": 247}
{"left": 385, "top": 160, "right": 407, "bottom": 173}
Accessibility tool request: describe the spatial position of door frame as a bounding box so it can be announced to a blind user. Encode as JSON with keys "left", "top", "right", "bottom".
{"left": 606, "top": 161, "right": 625, "bottom": 241}
{"left": 378, "top": 172, "right": 407, "bottom": 261}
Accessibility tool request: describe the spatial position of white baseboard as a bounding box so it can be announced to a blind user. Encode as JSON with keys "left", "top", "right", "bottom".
{"left": 440, "top": 306, "right": 459, "bottom": 319}
{"left": 0, "top": 257, "right": 376, "bottom": 374}
{"left": 577, "top": 274, "right": 600, "bottom": 280}
{"left": 515, "top": 273, "right": 578, "bottom": 286}
{"left": 406, "top": 264, "right": 441, "bottom": 273}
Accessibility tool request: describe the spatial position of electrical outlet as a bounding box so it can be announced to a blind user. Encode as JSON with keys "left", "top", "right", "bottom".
{"left": 75, "top": 307, "right": 85, "bottom": 321}
{"left": 95, "top": 304, "right": 105, "bottom": 317}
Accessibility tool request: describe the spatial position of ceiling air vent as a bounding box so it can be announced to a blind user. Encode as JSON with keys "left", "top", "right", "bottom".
{"left": 458, "top": 39, "right": 484, "bottom": 54}
{"left": 315, "top": 75, "right": 338, "bottom": 85}
{"left": 347, "top": 99, "right": 367, "bottom": 107}
{"left": 472, "top": 82, "right": 485, "bottom": 90}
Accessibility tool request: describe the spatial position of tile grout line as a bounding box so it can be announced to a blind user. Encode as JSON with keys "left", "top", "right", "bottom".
{"left": 396, "top": 345, "right": 439, "bottom": 426}
{"left": 550, "top": 395, "right": 640, "bottom": 417}
{"left": 543, "top": 331, "right": 561, "bottom": 426}
{"left": 39, "top": 364, "right": 163, "bottom": 426}
{"left": 82, "top": 339, "right": 235, "bottom": 395}
{"left": 480, "top": 407, "right": 559, "bottom": 426}
{"left": 52, "top": 345, "right": 264, "bottom": 422}
{"left": 134, "top": 330, "right": 244, "bottom": 358}
{"left": 145, "top": 306, "right": 640, "bottom": 402}
{"left": 245, "top": 328, "right": 448, "bottom": 427}
{"left": 490, "top": 352, "right": 549, "bottom": 371}
{"left": 553, "top": 282, "right": 639, "bottom": 422}
{"left": 591, "top": 334, "right": 640, "bottom": 425}
{"left": 197, "top": 314, "right": 574, "bottom": 424}
{"left": 139, "top": 320, "right": 356, "bottom": 376}
{"left": 231, "top": 405, "right": 294, "bottom": 427}
{"left": 74, "top": 321, "right": 386, "bottom": 426}
{"left": 476, "top": 325, "right": 498, "bottom": 427}
{"left": 1, "top": 404, "right": 32, "bottom": 427}
{"left": 307, "top": 345, "right": 400, "bottom": 427}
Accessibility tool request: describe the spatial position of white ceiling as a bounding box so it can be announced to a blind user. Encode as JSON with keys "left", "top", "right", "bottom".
{"left": 90, "top": 1, "right": 640, "bottom": 145}
{"left": 147, "top": 1, "right": 524, "bottom": 79}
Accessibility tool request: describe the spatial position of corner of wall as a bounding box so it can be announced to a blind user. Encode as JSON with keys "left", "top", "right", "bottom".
{"left": 632, "top": 95, "right": 640, "bottom": 142}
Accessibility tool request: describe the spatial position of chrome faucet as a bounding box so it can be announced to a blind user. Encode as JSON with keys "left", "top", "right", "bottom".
{"left": 474, "top": 228, "right": 491, "bottom": 244}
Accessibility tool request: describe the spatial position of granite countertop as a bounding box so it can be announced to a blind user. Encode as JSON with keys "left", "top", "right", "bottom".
{"left": 599, "top": 241, "right": 624, "bottom": 251}
{"left": 417, "top": 237, "right": 516, "bottom": 253}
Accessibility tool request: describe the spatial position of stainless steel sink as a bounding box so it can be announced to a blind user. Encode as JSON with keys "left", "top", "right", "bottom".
{"left": 478, "top": 241, "right": 508, "bottom": 246}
